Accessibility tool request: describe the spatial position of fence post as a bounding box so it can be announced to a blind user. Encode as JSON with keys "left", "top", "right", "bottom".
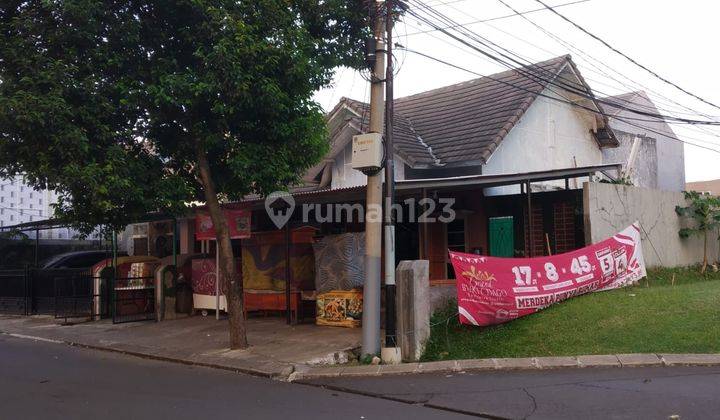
{"left": 395, "top": 260, "right": 430, "bottom": 362}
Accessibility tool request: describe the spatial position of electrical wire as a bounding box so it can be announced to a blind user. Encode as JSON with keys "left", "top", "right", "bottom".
{"left": 404, "top": 0, "right": 720, "bottom": 126}
{"left": 488, "top": 0, "right": 720, "bottom": 142}
{"left": 531, "top": 0, "right": 720, "bottom": 112}
{"left": 405, "top": 0, "right": 590, "bottom": 36}
{"left": 430, "top": 0, "right": 720, "bottom": 145}
{"left": 398, "top": 45, "right": 720, "bottom": 154}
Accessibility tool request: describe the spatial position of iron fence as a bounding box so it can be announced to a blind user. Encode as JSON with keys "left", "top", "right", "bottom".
{"left": 112, "top": 275, "right": 156, "bottom": 324}
{"left": 0, "top": 269, "right": 29, "bottom": 315}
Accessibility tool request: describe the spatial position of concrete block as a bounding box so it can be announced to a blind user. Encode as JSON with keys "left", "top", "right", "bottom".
{"left": 617, "top": 353, "right": 662, "bottom": 367}
{"left": 536, "top": 356, "right": 579, "bottom": 369}
{"left": 660, "top": 354, "right": 720, "bottom": 366}
{"left": 416, "top": 360, "right": 457, "bottom": 373}
{"left": 493, "top": 357, "right": 537, "bottom": 370}
{"left": 339, "top": 365, "right": 381, "bottom": 377}
{"left": 298, "top": 365, "right": 344, "bottom": 379}
{"left": 577, "top": 354, "right": 621, "bottom": 367}
{"left": 396, "top": 260, "right": 430, "bottom": 362}
{"left": 456, "top": 358, "right": 497, "bottom": 371}
{"left": 379, "top": 363, "right": 419, "bottom": 375}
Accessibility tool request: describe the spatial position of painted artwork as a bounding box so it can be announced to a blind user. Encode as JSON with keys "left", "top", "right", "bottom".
{"left": 241, "top": 227, "right": 317, "bottom": 291}
{"left": 312, "top": 233, "right": 365, "bottom": 293}
{"left": 316, "top": 289, "right": 362, "bottom": 328}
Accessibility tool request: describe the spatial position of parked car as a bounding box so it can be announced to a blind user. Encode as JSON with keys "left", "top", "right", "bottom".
{"left": 40, "top": 251, "right": 125, "bottom": 269}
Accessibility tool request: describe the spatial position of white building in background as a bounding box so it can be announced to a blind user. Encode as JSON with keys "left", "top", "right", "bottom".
{"left": 0, "top": 175, "right": 101, "bottom": 240}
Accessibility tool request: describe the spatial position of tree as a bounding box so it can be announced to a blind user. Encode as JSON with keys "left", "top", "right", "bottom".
{"left": 0, "top": 0, "right": 369, "bottom": 348}
{"left": 675, "top": 191, "right": 720, "bottom": 274}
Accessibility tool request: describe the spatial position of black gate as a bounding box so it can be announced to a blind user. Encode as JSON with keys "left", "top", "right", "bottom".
{"left": 112, "top": 274, "right": 156, "bottom": 324}
{"left": 53, "top": 269, "right": 101, "bottom": 322}
{"left": 0, "top": 269, "right": 29, "bottom": 315}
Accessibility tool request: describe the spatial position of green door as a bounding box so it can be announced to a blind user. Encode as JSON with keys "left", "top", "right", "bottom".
{"left": 489, "top": 217, "right": 514, "bottom": 257}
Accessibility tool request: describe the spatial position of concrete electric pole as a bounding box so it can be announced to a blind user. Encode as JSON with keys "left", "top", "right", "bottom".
{"left": 382, "top": 0, "right": 401, "bottom": 364}
{"left": 360, "top": 1, "right": 386, "bottom": 358}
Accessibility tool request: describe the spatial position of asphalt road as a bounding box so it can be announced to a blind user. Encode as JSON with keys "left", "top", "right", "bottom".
{"left": 308, "top": 364, "right": 720, "bottom": 419}
{"left": 0, "top": 335, "right": 468, "bottom": 420}
{"left": 4, "top": 335, "right": 720, "bottom": 420}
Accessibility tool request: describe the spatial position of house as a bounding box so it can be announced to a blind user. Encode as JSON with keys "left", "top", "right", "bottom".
{"left": 291, "top": 55, "right": 626, "bottom": 281}
{"left": 686, "top": 179, "right": 720, "bottom": 195}
{"left": 129, "top": 56, "right": 629, "bottom": 294}
{"left": 601, "top": 91, "right": 686, "bottom": 191}
{"left": 309, "top": 55, "right": 617, "bottom": 194}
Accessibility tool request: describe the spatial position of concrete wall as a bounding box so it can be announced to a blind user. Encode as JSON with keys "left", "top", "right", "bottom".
{"left": 606, "top": 91, "right": 685, "bottom": 192}
{"left": 602, "top": 130, "right": 658, "bottom": 189}
{"left": 483, "top": 86, "right": 604, "bottom": 196}
{"left": 584, "top": 182, "right": 719, "bottom": 268}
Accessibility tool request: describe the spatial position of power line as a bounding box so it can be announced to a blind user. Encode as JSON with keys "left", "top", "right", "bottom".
{"left": 404, "top": 0, "right": 720, "bottom": 126}
{"left": 531, "top": 0, "right": 720, "bottom": 112}
{"left": 439, "top": 0, "right": 720, "bottom": 143}
{"left": 490, "top": 0, "right": 720, "bottom": 121}
{"left": 398, "top": 45, "right": 720, "bottom": 155}
{"left": 404, "top": 0, "right": 591, "bottom": 36}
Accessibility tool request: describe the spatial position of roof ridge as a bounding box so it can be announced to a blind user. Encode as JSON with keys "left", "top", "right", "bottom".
{"left": 395, "top": 55, "right": 571, "bottom": 104}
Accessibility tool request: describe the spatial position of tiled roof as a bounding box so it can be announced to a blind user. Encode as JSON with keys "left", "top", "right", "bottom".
{"left": 340, "top": 55, "right": 580, "bottom": 167}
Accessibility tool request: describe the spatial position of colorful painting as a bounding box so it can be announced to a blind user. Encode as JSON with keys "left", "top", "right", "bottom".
{"left": 316, "top": 289, "right": 362, "bottom": 328}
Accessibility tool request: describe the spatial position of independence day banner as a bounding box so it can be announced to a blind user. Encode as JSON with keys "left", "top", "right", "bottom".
{"left": 450, "top": 223, "right": 647, "bottom": 326}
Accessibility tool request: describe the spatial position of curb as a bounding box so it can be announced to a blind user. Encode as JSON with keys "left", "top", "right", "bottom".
{"left": 1, "top": 331, "right": 292, "bottom": 380}
{"left": 5, "top": 330, "right": 720, "bottom": 383}
{"left": 291, "top": 353, "right": 720, "bottom": 381}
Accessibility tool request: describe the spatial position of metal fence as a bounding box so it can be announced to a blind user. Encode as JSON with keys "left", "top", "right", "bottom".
{"left": 0, "top": 268, "right": 106, "bottom": 322}
{"left": 111, "top": 275, "right": 156, "bottom": 324}
{"left": 53, "top": 269, "right": 103, "bottom": 322}
{"left": 0, "top": 269, "right": 29, "bottom": 315}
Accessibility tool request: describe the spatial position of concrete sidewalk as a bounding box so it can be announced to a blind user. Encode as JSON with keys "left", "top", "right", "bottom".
{"left": 0, "top": 315, "right": 360, "bottom": 379}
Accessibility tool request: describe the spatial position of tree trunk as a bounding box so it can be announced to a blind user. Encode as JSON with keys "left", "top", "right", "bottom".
{"left": 196, "top": 145, "right": 248, "bottom": 349}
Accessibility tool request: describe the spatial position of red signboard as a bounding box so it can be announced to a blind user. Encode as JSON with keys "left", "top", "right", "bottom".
{"left": 450, "top": 223, "right": 647, "bottom": 327}
{"left": 195, "top": 209, "right": 251, "bottom": 240}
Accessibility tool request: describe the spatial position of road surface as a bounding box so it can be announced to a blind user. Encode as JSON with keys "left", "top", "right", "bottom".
{"left": 307, "top": 363, "right": 720, "bottom": 419}
{"left": 0, "top": 334, "right": 467, "bottom": 420}
{"left": 4, "top": 333, "right": 720, "bottom": 419}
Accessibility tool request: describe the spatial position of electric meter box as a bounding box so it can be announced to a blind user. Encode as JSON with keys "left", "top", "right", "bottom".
{"left": 351, "top": 133, "right": 384, "bottom": 171}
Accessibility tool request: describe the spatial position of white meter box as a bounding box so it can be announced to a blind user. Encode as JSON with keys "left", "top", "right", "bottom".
{"left": 351, "top": 133, "right": 383, "bottom": 171}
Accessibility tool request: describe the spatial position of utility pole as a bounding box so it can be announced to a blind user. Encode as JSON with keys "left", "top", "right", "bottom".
{"left": 361, "top": 1, "right": 386, "bottom": 358}
{"left": 382, "top": 0, "right": 400, "bottom": 363}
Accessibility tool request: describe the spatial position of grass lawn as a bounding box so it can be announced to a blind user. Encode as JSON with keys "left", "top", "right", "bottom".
{"left": 422, "top": 267, "right": 720, "bottom": 361}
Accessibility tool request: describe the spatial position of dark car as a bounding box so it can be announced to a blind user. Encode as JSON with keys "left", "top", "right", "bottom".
{"left": 40, "top": 251, "right": 125, "bottom": 269}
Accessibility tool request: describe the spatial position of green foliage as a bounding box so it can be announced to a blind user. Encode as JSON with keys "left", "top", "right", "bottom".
{"left": 675, "top": 191, "right": 720, "bottom": 238}
{"left": 0, "top": 0, "right": 369, "bottom": 232}
{"left": 422, "top": 267, "right": 720, "bottom": 361}
{"left": 599, "top": 174, "right": 633, "bottom": 186}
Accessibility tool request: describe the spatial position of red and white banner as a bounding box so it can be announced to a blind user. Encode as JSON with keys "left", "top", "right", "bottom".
{"left": 195, "top": 209, "right": 251, "bottom": 240}
{"left": 450, "top": 223, "right": 646, "bottom": 327}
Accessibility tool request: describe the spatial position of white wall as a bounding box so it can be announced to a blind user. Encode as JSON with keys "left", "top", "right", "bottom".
{"left": 605, "top": 92, "right": 685, "bottom": 192}
{"left": 483, "top": 87, "right": 604, "bottom": 196}
{"left": 330, "top": 141, "right": 405, "bottom": 190}
{"left": 584, "top": 182, "right": 719, "bottom": 268}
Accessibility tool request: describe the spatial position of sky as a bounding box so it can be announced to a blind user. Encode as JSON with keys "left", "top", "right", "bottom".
{"left": 313, "top": 0, "right": 720, "bottom": 182}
